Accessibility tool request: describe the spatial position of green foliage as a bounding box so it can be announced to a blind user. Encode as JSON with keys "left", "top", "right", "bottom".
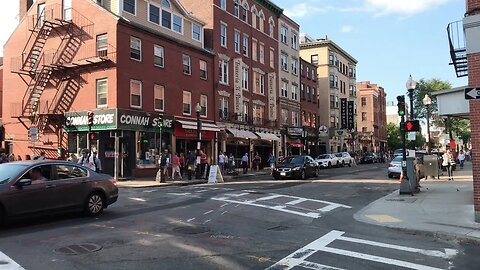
{"left": 387, "top": 123, "right": 402, "bottom": 151}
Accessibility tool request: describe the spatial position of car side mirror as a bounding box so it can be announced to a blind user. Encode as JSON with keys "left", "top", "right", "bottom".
{"left": 16, "top": 178, "right": 32, "bottom": 188}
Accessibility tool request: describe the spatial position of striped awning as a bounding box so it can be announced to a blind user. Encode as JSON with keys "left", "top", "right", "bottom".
{"left": 177, "top": 120, "right": 221, "bottom": 132}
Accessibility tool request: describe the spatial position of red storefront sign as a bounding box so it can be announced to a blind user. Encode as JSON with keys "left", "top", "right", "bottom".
{"left": 174, "top": 125, "right": 215, "bottom": 140}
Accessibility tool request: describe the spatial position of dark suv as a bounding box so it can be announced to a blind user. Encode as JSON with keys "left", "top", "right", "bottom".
{"left": 272, "top": 155, "right": 318, "bottom": 180}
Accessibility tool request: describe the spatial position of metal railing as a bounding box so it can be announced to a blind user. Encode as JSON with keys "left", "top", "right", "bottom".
{"left": 447, "top": 20, "right": 468, "bottom": 77}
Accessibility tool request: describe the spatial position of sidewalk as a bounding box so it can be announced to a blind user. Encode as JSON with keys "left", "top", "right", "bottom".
{"left": 355, "top": 161, "right": 480, "bottom": 240}
{"left": 116, "top": 169, "right": 271, "bottom": 188}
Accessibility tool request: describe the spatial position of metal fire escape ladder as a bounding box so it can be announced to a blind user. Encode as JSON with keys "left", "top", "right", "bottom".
{"left": 447, "top": 20, "right": 468, "bottom": 78}
{"left": 22, "top": 15, "right": 54, "bottom": 72}
{"left": 22, "top": 60, "right": 53, "bottom": 117}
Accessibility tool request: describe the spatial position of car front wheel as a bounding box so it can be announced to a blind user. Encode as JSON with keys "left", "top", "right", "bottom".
{"left": 348, "top": 161, "right": 352, "bottom": 167}
{"left": 84, "top": 192, "right": 105, "bottom": 216}
{"left": 328, "top": 162, "right": 331, "bottom": 168}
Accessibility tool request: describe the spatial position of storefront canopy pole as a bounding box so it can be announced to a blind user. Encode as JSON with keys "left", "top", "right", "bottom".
{"left": 114, "top": 132, "right": 119, "bottom": 180}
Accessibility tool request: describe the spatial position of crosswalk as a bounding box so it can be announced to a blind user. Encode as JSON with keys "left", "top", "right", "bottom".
{"left": 211, "top": 191, "right": 351, "bottom": 219}
{"left": 0, "top": 251, "right": 24, "bottom": 270}
{"left": 266, "top": 230, "right": 457, "bottom": 270}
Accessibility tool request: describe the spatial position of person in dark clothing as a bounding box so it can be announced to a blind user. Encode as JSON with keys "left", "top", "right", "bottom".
{"left": 186, "top": 151, "right": 196, "bottom": 180}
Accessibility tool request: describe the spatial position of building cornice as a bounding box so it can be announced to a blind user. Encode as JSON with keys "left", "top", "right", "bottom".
{"left": 255, "top": 0, "right": 283, "bottom": 17}
{"left": 300, "top": 40, "right": 358, "bottom": 64}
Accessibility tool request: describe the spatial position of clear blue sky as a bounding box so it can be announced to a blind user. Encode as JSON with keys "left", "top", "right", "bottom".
{"left": 273, "top": 0, "right": 468, "bottom": 101}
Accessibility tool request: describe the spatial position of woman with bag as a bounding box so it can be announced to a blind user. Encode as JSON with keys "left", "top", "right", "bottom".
{"left": 442, "top": 150, "right": 455, "bottom": 181}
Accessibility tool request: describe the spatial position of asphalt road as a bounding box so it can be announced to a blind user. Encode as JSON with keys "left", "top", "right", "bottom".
{"left": 1, "top": 163, "right": 479, "bottom": 270}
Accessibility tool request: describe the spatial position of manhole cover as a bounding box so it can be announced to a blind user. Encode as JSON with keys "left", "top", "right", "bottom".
{"left": 54, "top": 243, "right": 102, "bottom": 255}
{"left": 173, "top": 225, "right": 209, "bottom": 235}
{"left": 267, "top": 225, "right": 290, "bottom": 231}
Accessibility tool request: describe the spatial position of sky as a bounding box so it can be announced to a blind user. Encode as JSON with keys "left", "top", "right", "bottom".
{"left": 0, "top": 0, "right": 468, "bottom": 101}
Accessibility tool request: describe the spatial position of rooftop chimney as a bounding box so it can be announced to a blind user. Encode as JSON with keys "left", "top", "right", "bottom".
{"left": 19, "top": 0, "right": 34, "bottom": 21}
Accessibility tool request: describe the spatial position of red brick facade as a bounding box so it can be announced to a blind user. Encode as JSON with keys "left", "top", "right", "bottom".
{"left": 300, "top": 58, "right": 320, "bottom": 155}
{"left": 467, "top": 0, "right": 480, "bottom": 221}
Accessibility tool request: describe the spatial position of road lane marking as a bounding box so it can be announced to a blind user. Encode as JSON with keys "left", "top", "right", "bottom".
{"left": 167, "top": 192, "right": 191, "bottom": 196}
{"left": 221, "top": 211, "right": 228, "bottom": 215}
{"left": 220, "top": 203, "right": 230, "bottom": 208}
{"left": 129, "top": 197, "right": 146, "bottom": 202}
{"left": 285, "top": 198, "right": 308, "bottom": 205}
{"left": 365, "top": 214, "right": 402, "bottom": 223}
{"left": 203, "top": 210, "right": 214, "bottom": 215}
{"left": 0, "top": 251, "right": 25, "bottom": 270}
{"left": 317, "top": 204, "right": 345, "bottom": 212}
{"left": 266, "top": 230, "right": 457, "bottom": 270}
{"left": 187, "top": 218, "right": 196, "bottom": 222}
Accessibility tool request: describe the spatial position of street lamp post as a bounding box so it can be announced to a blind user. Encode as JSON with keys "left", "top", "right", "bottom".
{"left": 423, "top": 94, "right": 432, "bottom": 153}
{"left": 406, "top": 75, "right": 417, "bottom": 121}
{"left": 196, "top": 103, "right": 202, "bottom": 151}
{"left": 302, "top": 126, "right": 307, "bottom": 155}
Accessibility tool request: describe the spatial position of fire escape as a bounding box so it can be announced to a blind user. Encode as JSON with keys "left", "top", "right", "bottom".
{"left": 447, "top": 20, "right": 468, "bottom": 78}
{"left": 10, "top": 4, "right": 115, "bottom": 154}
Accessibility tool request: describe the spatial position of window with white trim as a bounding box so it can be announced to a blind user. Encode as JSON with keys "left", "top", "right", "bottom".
{"left": 154, "top": 84, "right": 164, "bottom": 111}
{"left": 130, "top": 79, "right": 142, "bottom": 108}
{"left": 280, "top": 26, "right": 288, "bottom": 43}
{"left": 311, "top": 54, "right": 318, "bottom": 65}
{"left": 234, "top": 30, "right": 240, "bottom": 53}
{"left": 96, "top": 78, "right": 107, "bottom": 107}
{"left": 243, "top": 102, "right": 248, "bottom": 122}
{"left": 292, "top": 111, "right": 299, "bottom": 127}
{"left": 241, "top": 5, "right": 248, "bottom": 23}
{"left": 154, "top": 45, "right": 164, "bottom": 67}
{"left": 96, "top": 33, "right": 108, "bottom": 57}
{"left": 259, "top": 44, "right": 264, "bottom": 64}
{"left": 242, "top": 67, "right": 248, "bottom": 90}
{"left": 149, "top": 3, "right": 160, "bottom": 24}
{"left": 254, "top": 72, "right": 264, "bottom": 95}
{"left": 220, "top": 96, "right": 228, "bottom": 119}
{"left": 252, "top": 39, "right": 257, "bottom": 61}
{"left": 281, "top": 81, "right": 288, "bottom": 98}
{"left": 183, "top": 91, "right": 191, "bottom": 115}
{"left": 291, "top": 32, "right": 298, "bottom": 49}
{"left": 220, "top": 23, "right": 227, "bottom": 47}
{"left": 192, "top": 24, "right": 201, "bottom": 41}
{"left": 251, "top": 11, "right": 257, "bottom": 28}
{"left": 130, "top": 36, "right": 141, "bottom": 61}
{"left": 123, "top": 0, "right": 135, "bottom": 15}
{"left": 173, "top": 14, "right": 182, "bottom": 33}
{"left": 281, "top": 109, "right": 288, "bottom": 125}
{"left": 291, "top": 84, "right": 297, "bottom": 101}
{"left": 220, "top": 0, "right": 226, "bottom": 10}
{"left": 162, "top": 9, "right": 171, "bottom": 29}
{"left": 183, "top": 54, "right": 191, "bottom": 75}
{"left": 234, "top": 0, "right": 240, "bottom": 17}
{"left": 291, "top": 58, "right": 298, "bottom": 75}
{"left": 269, "top": 21, "right": 274, "bottom": 37}
{"left": 219, "top": 60, "right": 228, "bottom": 84}
{"left": 242, "top": 35, "right": 248, "bottom": 56}
{"left": 269, "top": 48, "right": 274, "bottom": 68}
{"left": 200, "top": 94, "right": 207, "bottom": 117}
{"left": 280, "top": 53, "right": 288, "bottom": 71}
{"left": 199, "top": 60, "right": 207, "bottom": 79}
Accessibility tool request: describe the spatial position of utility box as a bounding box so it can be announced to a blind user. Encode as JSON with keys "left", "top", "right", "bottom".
{"left": 424, "top": 155, "right": 440, "bottom": 180}
{"left": 400, "top": 157, "right": 418, "bottom": 195}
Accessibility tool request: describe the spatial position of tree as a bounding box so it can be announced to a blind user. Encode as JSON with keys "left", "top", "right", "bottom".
{"left": 387, "top": 123, "right": 402, "bottom": 151}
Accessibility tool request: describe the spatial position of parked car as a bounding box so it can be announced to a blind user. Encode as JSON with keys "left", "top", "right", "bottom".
{"left": 273, "top": 155, "right": 318, "bottom": 180}
{"left": 0, "top": 160, "right": 118, "bottom": 224}
{"left": 387, "top": 156, "right": 425, "bottom": 179}
{"left": 332, "top": 153, "right": 346, "bottom": 167}
{"left": 315, "top": 154, "right": 339, "bottom": 168}
{"left": 362, "top": 153, "right": 376, "bottom": 164}
{"left": 339, "top": 152, "right": 355, "bottom": 167}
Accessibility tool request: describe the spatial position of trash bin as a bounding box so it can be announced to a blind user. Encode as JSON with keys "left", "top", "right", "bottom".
{"left": 424, "top": 155, "right": 440, "bottom": 180}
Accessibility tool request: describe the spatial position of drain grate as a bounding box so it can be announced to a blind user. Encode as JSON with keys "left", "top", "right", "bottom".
{"left": 54, "top": 243, "right": 102, "bottom": 255}
{"left": 267, "top": 225, "right": 290, "bottom": 231}
{"left": 173, "top": 225, "right": 209, "bottom": 235}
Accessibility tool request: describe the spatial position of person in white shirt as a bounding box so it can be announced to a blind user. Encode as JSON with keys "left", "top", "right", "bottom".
{"left": 92, "top": 151, "right": 102, "bottom": 173}
{"left": 458, "top": 150, "right": 466, "bottom": 169}
{"left": 218, "top": 151, "right": 226, "bottom": 172}
{"left": 78, "top": 149, "right": 96, "bottom": 171}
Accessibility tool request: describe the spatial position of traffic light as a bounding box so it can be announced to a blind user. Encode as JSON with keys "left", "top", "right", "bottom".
{"left": 158, "top": 115, "right": 164, "bottom": 128}
{"left": 87, "top": 111, "right": 94, "bottom": 127}
{"left": 89, "top": 132, "right": 97, "bottom": 141}
{"left": 405, "top": 120, "right": 420, "bottom": 132}
{"left": 397, "top": 95, "right": 406, "bottom": 116}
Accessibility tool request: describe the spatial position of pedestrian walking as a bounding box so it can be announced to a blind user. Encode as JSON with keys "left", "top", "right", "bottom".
{"left": 186, "top": 151, "right": 196, "bottom": 180}
{"left": 267, "top": 153, "right": 276, "bottom": 174}
{"left": 38, "top": 151, "right": 46, "bottom": 160}
{"left": 160, "top": 149, "right": 171, "bottom": 181}
{"left": 228, "top": 153, "right": 236, "bottom": 174}
{"left": 171, "top": 153, "right": 182, "bottom": 180}
{"left": 218, "top": 151, "right": 226, "bottom": 172}
{"left": 78, "top": 149, "right": 96, "bottom": 171}
{"left": 241, "top": 153, "right": 249, "bottom": 174}
{"left": 0, "top": 153, "right": 8, "bottom": 164}
{"left": 200, "top": 150, "right": 207, "bottom": 179}
{"left": 92, "top": 150, "right": 102, "bottom": 173}
{"left": 442, "top": 150, "right": 455, "bottom": 181}
{"left": 253, "top": 152, "right": 261, "bottom": 171}
{"left": 179, "top": 152, "right": 185, "bottom": 177}
{"left": 17, "top": 155, "right": 22, "bottom": 161}
{"left": 8, "top": 154, "right": 16, "bottom": 162}
{"left": 458, "top": 150, "right": 466, "bottom": 169}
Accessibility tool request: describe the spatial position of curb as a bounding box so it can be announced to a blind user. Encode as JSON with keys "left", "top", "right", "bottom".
{"left": 117, "top": 180, "right": 207, "bottom": 188}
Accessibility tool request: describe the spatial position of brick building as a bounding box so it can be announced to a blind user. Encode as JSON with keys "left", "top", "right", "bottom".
{"left": 300, "top": 58, "right": 320, "bottom": 156}
{"left": 3, "top": 0, "right": 215, "bottom": 178}
{"left": 356, "top": 81, "right": 387, "bottom": 152}
{"left": 0, "top": 57, "right": 3, "bottom": 149}
{"left": 180, "top": 0, "right": 283, "bottom": 165}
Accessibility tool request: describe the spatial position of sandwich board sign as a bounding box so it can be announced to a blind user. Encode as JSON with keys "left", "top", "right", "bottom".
{"left": 208, "top": 165, "right": 224, "bottom": 183}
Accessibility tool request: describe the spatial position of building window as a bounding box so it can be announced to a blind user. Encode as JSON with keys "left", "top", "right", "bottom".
{"left": 361, "top": 97, "right": 367, "bottom": 106}
{"left": 96, "top": 78, "right": 107, "bottom": 107}
{"left": 234, "top": 30, "right": 240, "bottom": 53}
{"left": 259, "top": 44, "right": 264, "bottom": 64}
{"left": 300, "top": 84, "right": 305, "bottom": 99}
{"left": 200, "top": 94, "right": 207, "bottom": 117}
{"left": 130, "top": 79, "right": 142, "bottom": 108}
{"left": 199, "top": 60, "right": 207, "bottom": 79}
{"left": 311, "top": 54, "right": 318, "bottom": 65}
{"left": 281, "top": 81, "right": 288, "bottom": 98}
{"left": 254, "top": 72, "right": 264, "bottom": 94}
{"left": 329, "top": 75, "right": 335, "bottom": 87}
{"left": 149, "top": 3, "right": 160, "bottom": 24}
{"left": 281, "top": 53, "right": 288, "bottom": 71}
{"left": 311, "top": 69, "right": 315, "bottom": 79}
{"left": 123, "top": 0, "right": 135, "bottom": 15}
{"left": 269, "top": 49, "right": 274, "bottom": 68}
{"left": 154, "top": 45, "right": 164, "bottom": 67}
{"left": 362, "top": 127, "right": 367, "bottom": 132}
{"left": 220, "top": 23, "right": 227, "bottom": 47}
{"left": 182, "top": 54, "right": 191, "bottom": 75}
{"left": 312, "top": 113, "right": 317, "bottom": 128}
{"left": 243, "top": 102, "right": 249, "bottom": 122}
{"left": 242, "top": 35, "right": 248, "bottom": 56}
{"left": 242, "top": 67, "right": 248, "bottom": 90}
{"left": 281, "top": 109, "right": 288, "bottom": 125}
{"left": 292, "top": 111, "right": 299, "bottom": 127}
{"left": 241, "top": 5, "right": 248, "bottom": 23}
{"left": 130, "top": 36, "right": 141, "bottom": 61}
{"left": 192, "top": 24, "right": 201, "bottom": 41}
{"left": 219, "top": 60, "right": 228, "bottom": 84}
{"left": 291, "top": 58, "right": 298, "bottom": 75}
{"left": 269, "top": 22, "right": 274, "bottom": 37}
{"left": 154, "top": 84, "right": 164, "bottom": 111}
{"left": 96, "top": 33, "right": 108, "bottom": 57}
{"left": 291, "top": 84, "right": 297, "bottom": 100}
{"left": 234, "top": 0, "right": 240, "bottom": 17}
{"left": 330, "top": 95, "right": 334, "bottom": 109}
{"left": 162, "top": 9, "right": 171, "bottom": 29}
{"left": 251, "top": 11, "right": 257, "bottom": 29}
{"left": 329, "top": 54, "right": 334, "bottom": 65}
{"left": 220, "top": 97, "right": 228, "bottom": 119}
{"left": 220, "top": 0, "right": 226, "bottom": 10}
{"left": 362, "top": 112, "right": 367, "bottom": 121}
{"left": 252, "top": 39, "right": 257, "bottom": 61}
{"left": 173, "top": 15, "right": 182, "bottom": 33}
{"left": 291, "top": 32, "right": 298, "bottom": 49}
{"left": 335, "top": 76, "right": 338, "bottom": 88}
{"left": 183, "top": 91, "right": 191, "bottom": 115}
{"left": 306, "top": 86, "right": 311, "bottom": 100}
{"left": 280, "top": 26, "right": 287, "bottom": 43}
{"left": 253, "top": 104, "right": 264, "bottom": 125}
{"left": 312, "top": 87, "right": 316, "bottom": 101}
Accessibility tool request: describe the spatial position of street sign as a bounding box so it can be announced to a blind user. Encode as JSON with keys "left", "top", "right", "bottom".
{"left": 408, "top": 132, "right": 416, "bottom": 141}
{"left": 405, "top": 120, "right": 420, "bottom": 132}
{"left": 465, "top": 87, "right": 480, "bottom": 99}
{"left": 336, "top": 130, "right": 345, "bottom": 137}
{"left": 29, "top": 127, "right": 38, "bottom": 142}
{"left": 318, "top": 125, "right": 328, "bottom": 134}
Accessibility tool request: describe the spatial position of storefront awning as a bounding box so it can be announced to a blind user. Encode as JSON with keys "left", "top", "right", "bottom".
{"left": 177, "top": 120, "right": 221, "bottom": 132}
{"left": 254, "top": 132, "right": 280, "bottom": 141}
{"left": 226, "top": 128, "right": 258, "bottom": 139}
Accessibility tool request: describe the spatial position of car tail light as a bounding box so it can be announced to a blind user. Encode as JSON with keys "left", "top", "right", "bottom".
{"left": 108, "top": 178, "right": 117, "bottom": 186}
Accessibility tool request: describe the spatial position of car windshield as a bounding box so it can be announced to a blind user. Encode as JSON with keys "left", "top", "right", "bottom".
{"left": 282, "top": 156, "right": 304, "bottom": 164}
{"left": 334, "top": 153, "right": 342, "bottom": 157}
{"left": 392, "top": 157, "right": 402, "bottom": 162}
{"left": 0, "top": 163, "right": 29, "bottom": 184}
{"left": 317, "top": 154, "right": 330, "bottom": 159}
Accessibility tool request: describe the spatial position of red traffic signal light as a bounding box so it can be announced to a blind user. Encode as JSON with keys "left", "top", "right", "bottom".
{"left": 89, "top": 132, "right": 97, "bottom": 140}
{"left": 87, "top": 111, "right": 94, "bottom": 126}
{"left": 405, "top": 120, "right": 420, "bottom": 132}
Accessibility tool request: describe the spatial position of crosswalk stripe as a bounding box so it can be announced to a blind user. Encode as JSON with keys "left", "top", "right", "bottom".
{"left": 0, "top": 251, "right": 25, "bottom": 270}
